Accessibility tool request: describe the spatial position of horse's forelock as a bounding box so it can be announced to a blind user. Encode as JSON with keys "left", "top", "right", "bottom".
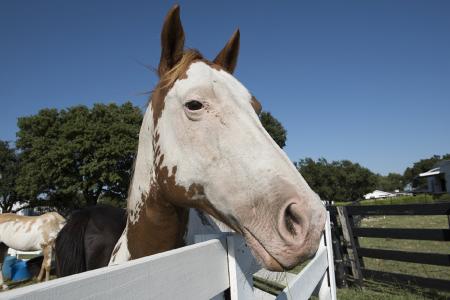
{"left": 149, "top": 49, "right": 203, "bottom": 126}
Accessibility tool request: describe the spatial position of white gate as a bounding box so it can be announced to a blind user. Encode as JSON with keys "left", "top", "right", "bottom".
{"left": 1, "top": 213, "right": 335, "bottom": 300}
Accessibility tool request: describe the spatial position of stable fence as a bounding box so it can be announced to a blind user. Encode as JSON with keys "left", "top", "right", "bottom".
{"left": 1, "top": 214, "right": 336, "bottom": 300}
{"left": 328, "top": 202, "right": 450, "bottom": 291}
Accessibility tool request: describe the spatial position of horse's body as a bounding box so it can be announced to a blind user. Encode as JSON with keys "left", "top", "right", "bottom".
{"left": 109, "top": 5, "right": 327, "bottom": 272}
{"left": 0, "top": 212, "right": 65, "bottom": 289}
{"left": 54, "top": 205, "right": 126, "bottom": 277}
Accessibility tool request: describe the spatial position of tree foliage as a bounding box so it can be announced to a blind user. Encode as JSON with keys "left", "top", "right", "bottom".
{"left": 16, "top": 102, "right": 142, "bottom": 209}
{"left": 296, "top": 158, "right": 377, "bottom": 202}
{"left": 259, "top": 111, "right": 287, "bottom": 148}
{"left": 375, "top": 173, "right": 404, "bottom": 192}
{"left": 0, "top": 141, "right": 22, "bottom": 212}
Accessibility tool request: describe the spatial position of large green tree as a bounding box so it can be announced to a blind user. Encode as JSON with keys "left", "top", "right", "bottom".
{"left": 296, "top": 158, "right": 377, "bottom": 202}
{"left": 259, "top": 111, "right": 287, "bottom": 148}
{"left": 0, "top": 141, "right": 22, "bottom": 212}
{"left": 16, "top": 102, "right": 142, "bottom": 208}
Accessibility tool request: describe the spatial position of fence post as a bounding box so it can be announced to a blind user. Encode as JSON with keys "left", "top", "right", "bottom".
{"left": 337, "top": 206, "right": 363, "bottom": 285}
{"left": 328, "top": 207, "right": 348, "bottom": 287}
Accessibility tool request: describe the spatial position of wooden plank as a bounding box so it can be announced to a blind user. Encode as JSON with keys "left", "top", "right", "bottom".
{"left": 337, "top": 206, "right": 363, "bottom": 285}
{"left": 353, "top": 228, "right": 450, "bottom": 241}
{"left": 357, "top": 247, "right": 450, "bottom": 266}
{"left": 347, "top": 214, "right": 365, "bottom": 268}
{"left": 275, "top": 246, "right": 328, "bottom": 300}
{"left": 227, "top": 235, "right": 260, "bottom": 300}
{"left": 362, "top": 268, "right": 450, "bottom": 291}
{"left": 328, "top": 208, "right": 347, "bottom": 287}
{"left": 1, "top": 240, "right": 229, "bottom": 300}
{"left": 324, "top": 213, "right": 337, "bottom": 300}
{"left": 346, "top": 203, "right": 450, "bottom": 216}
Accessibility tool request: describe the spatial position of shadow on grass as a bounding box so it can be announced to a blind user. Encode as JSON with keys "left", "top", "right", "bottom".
{"left": 339, "top": 279, "right": 450, "bottom": 300}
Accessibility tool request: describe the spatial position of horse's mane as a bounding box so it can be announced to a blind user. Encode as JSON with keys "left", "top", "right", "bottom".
{"left": 149, "top": 49, "right": 204, "bottom": 106}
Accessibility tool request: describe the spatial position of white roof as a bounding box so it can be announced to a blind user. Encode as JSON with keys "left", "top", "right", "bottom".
{"left": 419, "top": 167, "right": 441, "bottom": 177}
{"left": 364, "top": 190, "right": 394, "bottom": 199}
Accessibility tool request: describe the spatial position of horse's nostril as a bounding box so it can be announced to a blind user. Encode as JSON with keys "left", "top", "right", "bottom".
{"left": 284, "top": 204, "right": 300, "bottom": 236}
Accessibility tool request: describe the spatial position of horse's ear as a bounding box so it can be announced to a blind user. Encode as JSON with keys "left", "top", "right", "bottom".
{"left": 213, "top": 29, "right": 240, "bottom": 74}
{"left": 158, "top": 5, "right": 185, "bottom": 77}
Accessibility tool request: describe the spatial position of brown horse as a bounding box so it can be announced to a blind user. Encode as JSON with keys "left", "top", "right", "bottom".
{"left": 109, "top": 5, "right": 326, "bottom": 272}
{"left": 0, "top": 212, "right": 66, "bottom": 289}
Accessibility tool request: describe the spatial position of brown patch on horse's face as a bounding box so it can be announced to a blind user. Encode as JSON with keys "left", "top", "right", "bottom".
{"left": 151, "top": 51, "right": 203, "bottom": 127}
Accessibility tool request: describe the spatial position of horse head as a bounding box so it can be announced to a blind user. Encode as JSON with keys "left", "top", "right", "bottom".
{"left": 113, "top": 5, "right": 326, "bottom": 272}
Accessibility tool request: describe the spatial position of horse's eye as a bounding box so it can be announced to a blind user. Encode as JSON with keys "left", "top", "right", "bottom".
{"left": 185, "top": 100, "right": 203, "bottom": 111}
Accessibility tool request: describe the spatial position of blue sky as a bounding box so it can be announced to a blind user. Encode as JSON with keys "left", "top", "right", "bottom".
{"left": 1, "top": 1, "right": 449, "bottom": 175}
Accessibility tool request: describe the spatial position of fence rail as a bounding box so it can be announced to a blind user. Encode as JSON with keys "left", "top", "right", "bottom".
{"left": 1, "top": 240, "right": 229, "bottom": 300}
{"left": 352, "top": 227, "right": 450, "bottom": 241}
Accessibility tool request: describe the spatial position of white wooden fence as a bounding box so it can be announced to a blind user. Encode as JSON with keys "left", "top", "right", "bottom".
{"left": 1, "top": 213, "right": 335, "bottom": 300}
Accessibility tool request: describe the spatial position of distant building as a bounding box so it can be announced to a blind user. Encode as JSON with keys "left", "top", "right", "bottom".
{"left": 363, "top": 190, "right": 395, "bottom": 200}
{"left": 418, "top": 160, "right": 450, "bottom": 194}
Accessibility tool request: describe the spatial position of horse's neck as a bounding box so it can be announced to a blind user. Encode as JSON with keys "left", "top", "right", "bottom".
{"left": 117, "top": 107, "right": 187, "bottom": 259}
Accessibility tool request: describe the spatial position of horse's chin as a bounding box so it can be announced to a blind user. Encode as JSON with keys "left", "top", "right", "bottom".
{"left": 242, "top": 228, "right": 284, "bottom": 272}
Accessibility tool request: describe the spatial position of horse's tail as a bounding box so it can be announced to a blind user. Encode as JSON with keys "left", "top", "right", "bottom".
{"left": 55, "top": 209, "right": 90, "bottom": 277}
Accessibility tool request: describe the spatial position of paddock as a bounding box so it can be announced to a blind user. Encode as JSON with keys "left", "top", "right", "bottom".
{"left": 0, "top": 214, "right": 335, "bottom": 300}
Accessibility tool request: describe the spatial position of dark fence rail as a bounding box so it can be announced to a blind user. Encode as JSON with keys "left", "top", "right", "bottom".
{"left": 352, "top": 228, "right": 450, "bottom": 241}
{"left": 327, "top": 202, "right": 450, "bottom": 291}
{"left": 357, "top": 247, "right": 450, "bottom": 266}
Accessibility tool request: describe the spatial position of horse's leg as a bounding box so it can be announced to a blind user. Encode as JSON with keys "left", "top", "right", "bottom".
{"left": 37, "top": 243, "right": 52, "bottom": 282}
{"left": 37, "top": 258, "right": 45, "bottom": 281}
{"left": 37, "top": 244, "right": 47, "bottom": 281}
{"left": 44, "top": 244, "right": 52, "bottom": 281}
{"left": 0, "top": 243, "right": 9, "bottom": 290}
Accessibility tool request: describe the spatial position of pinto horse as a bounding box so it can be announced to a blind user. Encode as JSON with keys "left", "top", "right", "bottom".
{"left": 109, "top": 5, "right": 326, "bottom": 272}
{"left": 0, "top": 212, "right": 66, "bottom": 289}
